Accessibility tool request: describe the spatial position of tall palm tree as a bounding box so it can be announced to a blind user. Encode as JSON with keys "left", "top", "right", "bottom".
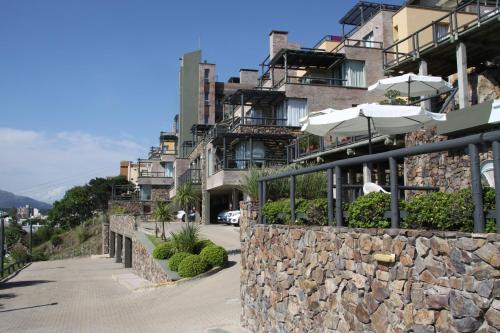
{"left": 153, "top": 201, "right": 175, "bottom": 240}
{"left": 175, "top": 182, "right": 200, "bottom": 216}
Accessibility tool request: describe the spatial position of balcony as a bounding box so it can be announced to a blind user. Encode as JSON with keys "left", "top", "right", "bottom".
{"left": 137, "top": 170, "right": 174, "bottom": 186}
{"left": 178, "top": 168, "right": 202, "bottom": 186}
{"left": 214, "top": 158, "right": 287, "bottom": 173}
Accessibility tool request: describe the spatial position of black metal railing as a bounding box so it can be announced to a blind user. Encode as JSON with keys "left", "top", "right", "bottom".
{"left": 232, "top": 116, "right": 289, "bottom": 128}
{"left": 138, "top": 171, "right": 173, "bottom": 178}
{"left": 179, "top": 169, "right": 202, "bottom": 185}
{"left": 330, "top": 38, "right": 384, "bottom": 54}
{"left": 111, "top": 185, "right": 139, "bottom": 201}
{"left": 274, "top": 75, "right": 351, "bottom": 89}
{"left": 259, "top": 129, "right": 500, "bottom": 233}
{"left": 383, "top": 0, "right": 500, "bottom": 69}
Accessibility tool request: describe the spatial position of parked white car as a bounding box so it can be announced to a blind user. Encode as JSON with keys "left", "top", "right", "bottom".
{"left": 177, "top": 210, "right": 186, "bottom": 222}
{"left": 226, "top": 210, "right": 241, "bottom": 226}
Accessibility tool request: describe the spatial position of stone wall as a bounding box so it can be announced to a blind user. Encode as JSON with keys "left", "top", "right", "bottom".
{"left": 404, "top": 127, "right": 492, "bottom": 195}
{"left": 240, "top": 202, "right": 500, "bottom": 333}
{"left": 102, "top": 223, "right": 109, "bottom": 255}
{"left": 132, "top": 233, "right": 172, "bottom": 284}
{"left": 109, "top": 214, "right": 136, "bottom": 238}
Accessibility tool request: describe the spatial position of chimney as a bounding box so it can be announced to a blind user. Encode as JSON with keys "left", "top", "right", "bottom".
{"left": 239, "top": 69, "right": 259, "bottom": 86}
{"left": 269, "top": 30, "right": 288, "bottom": 60}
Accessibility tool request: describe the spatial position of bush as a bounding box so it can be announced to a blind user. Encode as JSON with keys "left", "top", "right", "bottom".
{"left": 177, "top": 254, "right": 210, "bottom": 278}
{"left": 263, "top": 198, "right": 329, "bottom": 225}
{"left": 263, "top": 198, "right": 293, "bottom": 224}
{"left": 200, "top": 245, "right": 228, "bottom": 267}
{"left": 32, "top": 225, "right": 54, "bottom": 247}
{"left": 77, "top": 227, "right": 91, "bottom": 244}
{"left": 346, "top": 192, "right": 391, "bottom": 228}
{"left": 50, "top": 234, "right": 63, "bottom": 247}
{"left": 31, "top": 249, "right": 48, "bottom": 261}
{"left": 403, "top": 189, "right": 474, "bottom": 231}
{"left": 152, "top": 242, "right": 176, "bottom": 260}
{"left": 194, "top": 239, "right": 215, "bottom": 254}
{"left": 168, "top": 252, "right": 191, "bottom": 272}
{"left": 10, "top": 242, "right": 29, "bottom": 262}
{"left": 170, "top": 223, "right": 200, "bottom": 253}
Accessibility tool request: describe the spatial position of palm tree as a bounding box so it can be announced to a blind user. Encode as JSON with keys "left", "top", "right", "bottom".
{"left": 153, "top": 201, "right": 175, "bottom": 240}
{"left": 175, "top": 182, "right": 200, "bottom": 217}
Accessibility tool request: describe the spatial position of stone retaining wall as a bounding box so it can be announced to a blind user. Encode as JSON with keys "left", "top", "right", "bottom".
{"left": 109, "top": 214, "right": 136, "bottom": 238}
{"left": 240, "top": 202, "right": 500, "bottom": 333}
{"left": 132, "top": 232, "right": 173, "bottom": 284}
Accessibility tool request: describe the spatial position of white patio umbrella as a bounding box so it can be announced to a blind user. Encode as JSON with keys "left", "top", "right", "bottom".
{"left": 300, "top": 103, "right": 446, "bottom": 154}
{"left": 368, "top": 73, "right": 452, "bottom": 99}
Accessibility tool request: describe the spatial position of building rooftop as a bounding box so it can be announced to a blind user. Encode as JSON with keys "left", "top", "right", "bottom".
{"left": 339, "top": 1, "right": 401, "bottom": 27}
{"left": 269, "top": 48, "right": 345, "bottom": 69}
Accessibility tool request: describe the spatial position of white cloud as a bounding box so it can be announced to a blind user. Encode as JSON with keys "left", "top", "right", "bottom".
{"left": 0, "top": 128, "right": 147, "bottom": 203}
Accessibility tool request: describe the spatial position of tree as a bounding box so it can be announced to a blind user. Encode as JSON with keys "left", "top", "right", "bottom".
{"left": 153, "top": 202, "right": 175, "bottom": 241}
{"left": 4, "top": 222, "right": 26, "bottom": 250}
{"left": 380, "top": 90, "right": 407, "bottom": 105}
{"left": 175, "top": 183, "right": 200, "bottom": 213}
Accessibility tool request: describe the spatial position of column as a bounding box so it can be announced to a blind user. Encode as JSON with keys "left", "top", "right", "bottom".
{"left": 419, "top": 60, "right": 431, "bottom": 110}
{"left": 124, "top": 237, "right": 132, "bottom": 268}
{"left": 115, "top": 234, "right": 123, "bottom": 264}
{"left": 109, "top": 231, "right": 116, "bottom": 258}
{"left": 456, "top": 42, "right": 469, "bottom": 109}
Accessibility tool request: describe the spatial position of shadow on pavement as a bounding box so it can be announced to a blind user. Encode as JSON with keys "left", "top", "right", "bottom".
{"left": 0, "top": 280, "right": 54, "bottom": 290}
{"left": 225, "top": 261, "right": 238, "bottom": 269}
{"left": 0, "top": 302, "right": 58, "bottom": 313}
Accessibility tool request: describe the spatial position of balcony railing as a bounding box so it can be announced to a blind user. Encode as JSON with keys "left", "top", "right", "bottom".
{"left": 111, "top": 185, "right": 139, "bottom": 201}
{"left": 179, "top": 169, "right": 202, "bottom": 186}
{"left": 232, "top": 116, "right": 289, "bottom": 128}
{"left": 274, "top": 75, "right": 351, "bottom": 89}
{"left": 330, "top": 38, "right": 384, "bottom": 54}
{"left": 139, "top": 171, "right": 173, "bottom": 178}
{"left": 214, "top": 158, "right": 287, "bottom": 173}
{"left": 383, "top": 0, "right": 500, "bottom": 69}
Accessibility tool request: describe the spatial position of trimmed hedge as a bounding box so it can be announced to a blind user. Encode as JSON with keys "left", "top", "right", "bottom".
{"left": 263, "top": 198, "right": 328, "bottom": 225}
{"left": 168, "top": 252, "right": 191, "bottom": 271}
{"left": 200, "top": 245, "right": 228, "bottom": 267}
{"left": 152, "top": 241, "right": 176, "bottom": 260}
{"left": 346, "top": 192, "right": 391, "bottom": 229}
{"left": 177, "top": 254, "right": 210, "bottom": 278}
{"left": 194, "top": 239, "right": 215, "bottom": 254}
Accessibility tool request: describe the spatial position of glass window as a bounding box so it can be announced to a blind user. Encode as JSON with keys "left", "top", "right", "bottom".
{"left": 286, "top": 98, "right": 308, "bottom": 127}
{"left": 164, "top": 162, "right": 173, "bottom": 177}
{"left": 362, "top": 31, "right": 374, "bottom": 47}
{"left": 204, "top": 68, "right": 210, "bottom": 82}
{"left": 345, "top": 60, "right": 366, "bottom": 88}
{"left": 436, "top": 23, "right": 449, "bottom": 42}
{"left": 204, "top": 92, "right": 209, "bottom": 103}
{"left": 140, "top": 185, "right": 151, "bottom": 201}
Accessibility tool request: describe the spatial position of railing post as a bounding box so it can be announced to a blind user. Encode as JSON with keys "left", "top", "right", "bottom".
{"left": 432, "top": 22, "right": 438, "bottom": 46}
{"left": 335, "top": 166, "right": 343, "bottom": 227}
{"left": 290, "top": 176, "right": 296, "bottom": 224}
{"left": 469, "top": 143, "right": 485, "bottom": 232}
{"left": 262, "top": 181, "right": 267, "bottom": 224}
{"left": 493, "top": 140, "right": 500, "bottom": 233}
{"left": 0, "top": 217, "right": 4, "bottom": 278}
{"left": 327, "top": 168, "right": 334, "bottom": 226}
{"left": 389, "top": 157, "right": 400, "bottom": 228}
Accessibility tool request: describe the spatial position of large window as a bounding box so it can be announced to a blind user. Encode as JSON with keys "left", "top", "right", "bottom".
{"left": 140, "top": 185, "right": 151, "bottom": 201}
{"left": 276, "top": 98, "right": 308, "bottom": 127}
{"left": 362, "top": 31, "right": 374, "bottom": 47}
{"left": 345, "top": 60, "right": 366, "bottom": 88}
{"left": 436, "top": 23, "right": 449, "bottom": 42}
{"left": 164, "top": 162, "right": 173, "bottom": 177}
{"left": 235, "top": 141, "right": 265, "bottom": 169}
{"left": 204, "top": 68, "right": 210, "bottom": 82}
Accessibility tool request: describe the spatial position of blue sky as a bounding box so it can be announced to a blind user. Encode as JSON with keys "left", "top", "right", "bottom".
{"left": 0, "top": 0, "right": 402, "bottom": 202}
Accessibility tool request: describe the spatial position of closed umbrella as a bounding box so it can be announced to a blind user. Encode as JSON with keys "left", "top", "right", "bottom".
{"left": 368, "top": 73, "right": 452, "bottom": 101}
{"left": 300, "top": 103, "right": 446, "bottom": 154}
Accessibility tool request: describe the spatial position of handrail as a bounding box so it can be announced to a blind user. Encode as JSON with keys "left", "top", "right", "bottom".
{"left": 383, "top": 0, "right": 500, "bottom": 68}
{"left": 259, "top": 129, "right": 500, "bottom": 233}
{"left": 330, "top": 38, "right": 383, "bottom": 54}
{"left": 1, "top": 259, "right": 29, "bottom": 278}
{"left": 139, "top": 171, "right": 172, "bottom": 178}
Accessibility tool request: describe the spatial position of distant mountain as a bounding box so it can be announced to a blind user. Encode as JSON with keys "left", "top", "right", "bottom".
{"left": 0, "top": 189, "right": 52, "bottom": 210}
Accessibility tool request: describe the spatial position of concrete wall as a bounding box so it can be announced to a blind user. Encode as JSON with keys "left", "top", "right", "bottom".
{"left": 240, "top": 202, "right": 500, "bottom": 333}
{"left": 348, "top": 10, "right": 396, "bottom": 50}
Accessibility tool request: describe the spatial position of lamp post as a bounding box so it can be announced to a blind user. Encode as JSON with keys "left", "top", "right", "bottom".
{"left": 0, "top": 212, "right": 7, "bottom": 278}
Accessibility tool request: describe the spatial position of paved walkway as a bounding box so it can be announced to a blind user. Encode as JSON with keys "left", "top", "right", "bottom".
{"left": 0, "top": 225, "right": 247, "bottom": 333}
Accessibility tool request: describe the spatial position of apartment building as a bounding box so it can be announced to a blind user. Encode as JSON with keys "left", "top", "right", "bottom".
{"left": 381, "top": 0, "right": 500, "bottom": 193}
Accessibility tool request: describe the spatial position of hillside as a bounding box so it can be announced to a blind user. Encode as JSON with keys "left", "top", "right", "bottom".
{"left": 0, "top": 189, "right": 52, "bottom": 210}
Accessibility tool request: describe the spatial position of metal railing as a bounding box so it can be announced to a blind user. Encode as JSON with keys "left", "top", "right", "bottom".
{"left": 274, "top": 75, "right": 350, "bottom": 89}
{"left": 111, "top": 185, "right": 139, "bottom": 201}
{"left": 383, "top": 0, "right": 500, "bottom": 69}
{"left": 1, "top": 259, "right": 29, "bottom": 278}
{"left": 138, "top": 171, "right": 172, "bottom": 178}
{"left": 232, "top": 116, "right": 289, "bottom": 128}
{"left": 330, "top": 38, "right": 384, "bottom": 54}
{"left": 179, "top": 169, "right": 202, "bottom": 185}
{"left": 259, "top": 129, "right": 500, "bottom": 233}
{"left": 214, "top": 158, "right": 288, "bottom": 173}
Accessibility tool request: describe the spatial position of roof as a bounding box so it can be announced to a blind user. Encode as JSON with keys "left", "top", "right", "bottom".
{"left": 269, "top": 48, "right": 345, "bottom": 69}
{"left": 224, "top": 89, "right": 285, "bottom": 106}
{"left": 339, "top": 1, "right": 401, "bottom": 26}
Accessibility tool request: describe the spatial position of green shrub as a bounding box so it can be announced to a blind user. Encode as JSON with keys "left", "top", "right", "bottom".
{"left": 346, "top": 192, "right": 391, "bottom": 228}
{"left": 170, "top": 223, "right": 200, "bottom": 253}
{"left": 177, "top": 254, "right": 210, "bottom": 278}
{"left": 32, "top": 225, "right": 54, "bottom": 247}
{"left": 31, "top": 249, "right": 48, "bottom": 261}
{"left": 200, "top": 245, "right": 228, "bottom": 267}
{"left": 77, "top": 227, "right": 91, "bottom": 243}
{"left": 168, "top": 252, "right": 191, "bottom": 271}
{"left": 152, "top": 241, "right": 176, "bottom": 260}
{"left": 50, "top": 234, "right": 63, "bottom": 247}
{"left": 10, "top": 242, "right": 29, "bottom": 262}
{"left": 301, "top": 198, "right": 328, "bottom": 226}
{"left": 263, "top": 198, "right": 328, "bottom": 225}
{"left": 194, "top": 239, "right": 215, "bottom": 254}
{"left": 403, "top": 189, "right": 474, "bottom": 231}
{"left": 263, "top": 198, "right": 293, "bottom": 224}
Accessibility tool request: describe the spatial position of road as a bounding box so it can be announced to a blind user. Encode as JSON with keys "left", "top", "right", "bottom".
{"left": 0, "top": 224, "right": 246, "bottom": 333}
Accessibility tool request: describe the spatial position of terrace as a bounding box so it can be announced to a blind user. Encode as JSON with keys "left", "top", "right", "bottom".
{"left": 136, "top": 159, "right": 173, "bottom": 186}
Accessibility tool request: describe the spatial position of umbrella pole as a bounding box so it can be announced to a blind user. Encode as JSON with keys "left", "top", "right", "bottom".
{"left": 367, "top": 117, "right": 373, "bottom": 155}
{"left": 408, "top": 78, "right": 411, "bottom": 105}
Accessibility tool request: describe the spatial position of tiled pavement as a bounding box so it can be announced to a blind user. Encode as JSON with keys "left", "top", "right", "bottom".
{"left": 0, "top": 225, "right": 248, "bottom": 333}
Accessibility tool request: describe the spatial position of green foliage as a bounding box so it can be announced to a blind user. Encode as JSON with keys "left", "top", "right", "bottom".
{"left": 403, "top": 189, "right": 474, "bottom": 231}
{"left": 170, "top": 223, "right": 200, "bottom": 254}
{"left": 380, "top": 90, "right": 407, "bottom": 105}
{"left": 77, "top": 226, "right": 91, "bottom": 244}
{"left": 263, "top": 198, "right": 328, "bottom": 225}
{"left": 240, "top": 168, "right": 261, "bottom": 201}
{"left": 48, "top": 176, "right": 130, "bottom": 229}
{"left": 263, "top": 198, "right": 293, "bottom": 224}
{"left": 199, "top": 245, "right": 228, "bottom": 267}
{"left": 346, "top": 192, "right": 391, "bottom": 228}
{"left": 296, "top": 172, "right": 327, "bottom": 200}
{"left": 152, "top": 241, "right": 176, "bottom": 260}
{"left": 32, "top": 225, "right": 54, "bottom": 247}
{"left": 110, "top": 205, "right": 127, "bottom": 215}
{"left": 154, "top": 201, "right": 175, "bottom": 240}
{"left": 4, "top": 222, "right": 27, "bottom": 249}
{"left": 177, "top": 254, "right": 210, "bottom": 278}
{"left": 168, "top": 252, "right": 191, "bottom": 272}
{"left": 50, "top": 234, "right": 63, "bottom": 247}
{"left": 194, "top": 239, "right": 215, "bottom": 254}
{"left": 31, "top": 249, "right": 48, "bottom": 261}
{"left": 174, "top": 183, "right": 200, "bottom": 211}
{"left": 10, "top": 242, "right": 29, "bottom": 262}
